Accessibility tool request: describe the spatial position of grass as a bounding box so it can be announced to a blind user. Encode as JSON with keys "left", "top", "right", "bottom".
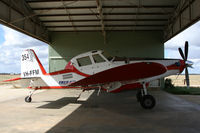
{"left": 164, "top": 87, "right": 200, "bottom": 95}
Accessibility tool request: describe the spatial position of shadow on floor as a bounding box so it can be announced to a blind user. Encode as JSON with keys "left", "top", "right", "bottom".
{"left": 45, "top": 90, "right": 200, "bottom": 133}
{"left": 37, "top": 97, "right": 80, "bottom": 109}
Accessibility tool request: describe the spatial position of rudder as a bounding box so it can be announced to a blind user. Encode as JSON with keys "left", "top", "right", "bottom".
{"left": 21, "top": 49, "right": 46, "bottom": 78}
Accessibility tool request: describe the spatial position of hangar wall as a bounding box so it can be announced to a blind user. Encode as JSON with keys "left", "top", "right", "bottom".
{"left": 49, "top": 31, "right": 163, "bottom": 72}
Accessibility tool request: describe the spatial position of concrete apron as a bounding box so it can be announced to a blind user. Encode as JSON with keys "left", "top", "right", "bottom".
{"left": 0, "top": 89, "right": 200, "bottom": 133}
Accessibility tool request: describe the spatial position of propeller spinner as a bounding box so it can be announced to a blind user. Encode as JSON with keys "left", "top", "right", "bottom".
{"left": 178, "top": 41, "right": 193, "bottom": 88}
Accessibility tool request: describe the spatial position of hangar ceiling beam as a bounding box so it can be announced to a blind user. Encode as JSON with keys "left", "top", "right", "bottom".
{"left": 38, "top": 12, "right": 171, "bottom": 17}
{"left": 41, "top": 18, "right": 168, "bottom": 23}
{"left": 60, "top": 0, "right": 76, "bottom": 32}
{"left": 31, "top": 5, "right": 175, "bottom": 10}
{"left": 0, "top": 0, "right": 49, "bottom": 43}
{"left": 164, "top": 0, "right": 200, "bottom": 42}
{"left": 46, "top": 24, "right": 164, "bottom": 28}
{"left": 96, "top": 0, "right": 106, "bottom": 43}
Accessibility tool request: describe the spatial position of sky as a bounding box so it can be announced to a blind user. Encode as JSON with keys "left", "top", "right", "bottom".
{"left": 0, "top": 21, "right": 200, "bottom": 74}
{"left": 0, "top": 25, "right": 48, "bottom": 73}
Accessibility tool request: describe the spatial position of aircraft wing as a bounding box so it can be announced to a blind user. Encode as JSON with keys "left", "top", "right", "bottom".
{"left": 70, "top": 62, "right": 167, "bottom": 86}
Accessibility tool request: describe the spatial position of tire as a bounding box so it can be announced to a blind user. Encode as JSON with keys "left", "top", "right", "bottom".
{"left": 136, "top": 90, "right": 143, "bottom": 102}
{"left": 25, "top": 96, "right": 32, "bottom": 103}
{"left": 140, "top": 95, "right": 156, "bottom": 109}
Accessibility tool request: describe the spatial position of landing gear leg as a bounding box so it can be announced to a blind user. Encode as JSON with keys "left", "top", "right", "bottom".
{"left": 136, "top": 83, "right": 147, "bottom": 102}
{"left": 97, "top": 86, "right": 102, "bottom": 96}
{"left": 138, "top": 83, "right": 156, "bottom": 109}
{"left": 78, "top": 89, "right": 85, "bottom": 98}
{"left": 25, "top": 89, "right": 36, "bottom": 103}
{"left": 136, "top": 89, "right": 143, "bottom": 102}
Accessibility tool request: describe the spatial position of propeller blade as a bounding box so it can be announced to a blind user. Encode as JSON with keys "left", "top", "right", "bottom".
{"left": 178, "top": 48, "right": 185, "bottom": 60}
{"left": 185, "top": 67, "right": 190, "bottom": 88}
{"left": 186, "top": 60, "right": 194, "bottom": 68}
{"left": 188, "top": 66, "right": 194, "bottom": 69}
{"left": 185, "top": 41, "right": 188, "bottom": 61}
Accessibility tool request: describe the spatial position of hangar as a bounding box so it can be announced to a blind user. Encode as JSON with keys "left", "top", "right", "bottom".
{"left": 0, "top": 0, "right": 200, "bottom": 75}
{"left": 1, "top": 1, "right": 200, "bottom": 132}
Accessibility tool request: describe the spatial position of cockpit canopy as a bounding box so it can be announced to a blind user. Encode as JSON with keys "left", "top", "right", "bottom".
{"left": 70, "top": 50, "right": 109, "bottom": 68}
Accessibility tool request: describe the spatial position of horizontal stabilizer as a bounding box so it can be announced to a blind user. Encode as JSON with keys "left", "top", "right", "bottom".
{"left": 1, "top": 77, "right": 21, "bottom": 82}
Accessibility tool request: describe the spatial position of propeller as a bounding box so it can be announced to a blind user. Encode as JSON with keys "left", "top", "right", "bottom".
{"left": 178, "top": 41, "right": 193, "bottom": 88}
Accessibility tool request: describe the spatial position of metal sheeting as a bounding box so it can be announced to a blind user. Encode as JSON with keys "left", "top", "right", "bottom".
{"left": 164, "top": 0, "right": 200, "bottom": 41}
{"left": 2, "top": 0, "right": 199, "bottom": 43}
{"left": 26, "top": 0, "right": 180, "bottom": 32}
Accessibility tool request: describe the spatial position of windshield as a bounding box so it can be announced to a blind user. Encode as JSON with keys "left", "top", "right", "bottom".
{"left": 102, "top": 51, "right": 113, "bottom": 61}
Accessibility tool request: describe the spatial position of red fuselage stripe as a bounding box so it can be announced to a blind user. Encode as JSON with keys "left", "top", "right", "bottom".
{"left": 28, "top": 86, "right": 97, "bottom": 89}
{"left": 46, "top": 66, "right": 90, "bottom": 77}
{"left": 28, "top": 86, "right": 80, "bottom": 89}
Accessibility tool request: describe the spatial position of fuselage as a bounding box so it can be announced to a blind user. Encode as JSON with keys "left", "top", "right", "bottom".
{"left": 22, "top": 49, "right": 185, "bottom": 92}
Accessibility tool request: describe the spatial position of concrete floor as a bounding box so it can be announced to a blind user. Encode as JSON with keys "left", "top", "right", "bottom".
{"left": 0, "top": 89, "right": 200, "bottom": 133}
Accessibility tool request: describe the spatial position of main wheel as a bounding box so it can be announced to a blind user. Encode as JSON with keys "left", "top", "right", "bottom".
{"left": 136, "top": 90, "right": 143, "bottom": 102}
{"left": 140, "top": 95, "right": 156, "bottom": 109}
{"left": 25, "top": 96, "right": 32, "bottom": 103}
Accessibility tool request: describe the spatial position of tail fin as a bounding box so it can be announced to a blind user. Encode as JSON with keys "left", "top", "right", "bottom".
{"left": 21, "top": 49, "right": 46, "bottom": 78}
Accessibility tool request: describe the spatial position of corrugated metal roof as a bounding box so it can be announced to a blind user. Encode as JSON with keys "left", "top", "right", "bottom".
{"left": 25, "top": 0, "right": 180, "bottom": 32}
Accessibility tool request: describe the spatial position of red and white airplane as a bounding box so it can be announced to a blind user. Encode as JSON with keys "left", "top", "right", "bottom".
{"left": 4, "top": 41, "right": 193, "bottom": 109}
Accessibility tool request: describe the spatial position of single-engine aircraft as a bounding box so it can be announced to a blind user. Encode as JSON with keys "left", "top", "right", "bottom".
{"left": 3, "top": 41, "right": 193, "bottom": 109}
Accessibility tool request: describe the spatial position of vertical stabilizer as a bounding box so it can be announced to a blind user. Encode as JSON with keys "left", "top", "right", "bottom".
{"left": 21, "top": 49, "right": 46, "bottom": 78}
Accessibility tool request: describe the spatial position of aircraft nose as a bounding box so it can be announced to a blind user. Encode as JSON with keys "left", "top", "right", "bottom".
{"left": 178, "top": 60, "right": 186, "bottom": 73}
